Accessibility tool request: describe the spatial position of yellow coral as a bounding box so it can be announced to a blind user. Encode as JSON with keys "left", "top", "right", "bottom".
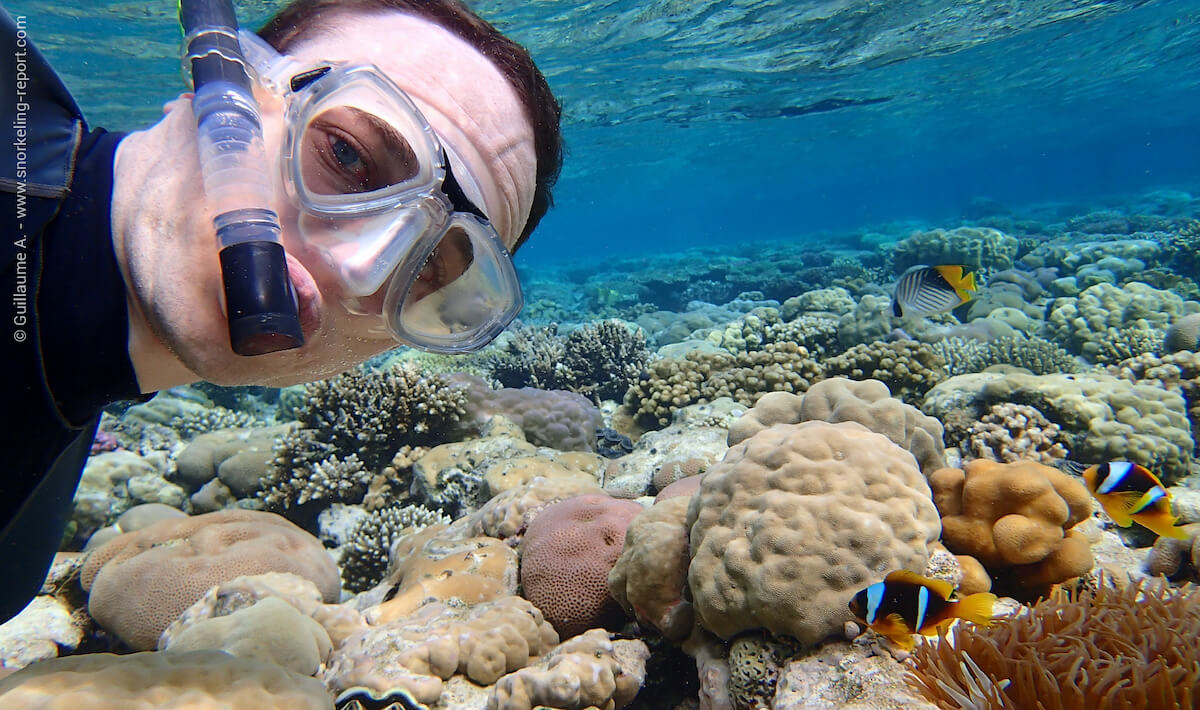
{"left": 930, "top": 459, "right": 1094, "bottom": 599}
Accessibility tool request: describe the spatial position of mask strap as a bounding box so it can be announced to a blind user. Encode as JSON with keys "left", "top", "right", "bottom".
{"left": 439, "top": 149, "right": 487, "bottom": 220}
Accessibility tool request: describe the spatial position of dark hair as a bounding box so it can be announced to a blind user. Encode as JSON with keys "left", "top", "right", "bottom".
{"left": 258, "top": 0, "right": 563, "bottom": 251}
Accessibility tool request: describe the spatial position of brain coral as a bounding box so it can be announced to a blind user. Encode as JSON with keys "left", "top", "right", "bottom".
{"left": 929, "top": 459, "right": 1094, "bottom": 599}
{"left": 728, "top": 378, "right": 946, "bottom": 475}
{"left": 520, "top": 494, "right": 644, "bottom": 638}
{"left": 687, "top": 421, "right": 942, "bottom": 646}
{"left": 80, "top": 509, "right": 340, "bottom": 650}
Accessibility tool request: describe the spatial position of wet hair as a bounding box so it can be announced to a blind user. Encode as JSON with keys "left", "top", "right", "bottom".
{"left": 258, "top": 0, "right": 563, "bottom": 252}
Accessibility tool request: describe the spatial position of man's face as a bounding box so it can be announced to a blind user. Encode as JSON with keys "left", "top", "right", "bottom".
{"left": 112, "top": 12, "right": 537, "bottom": 388}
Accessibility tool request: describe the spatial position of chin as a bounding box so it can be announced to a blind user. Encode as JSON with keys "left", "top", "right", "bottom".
{"left": 180, "top": 321, "right": 395, "bottom": 389}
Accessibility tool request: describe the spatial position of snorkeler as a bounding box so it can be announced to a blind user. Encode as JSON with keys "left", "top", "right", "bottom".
{"left": 0, "top": 0, "right": 562, "bottom": 623}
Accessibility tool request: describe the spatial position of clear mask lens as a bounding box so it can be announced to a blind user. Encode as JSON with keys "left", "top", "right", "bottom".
{"left": 287, "top": 67, "right": 443, "bottom": 215}
{"left": 383, "top": 213, "right": 522, "bottom": 353}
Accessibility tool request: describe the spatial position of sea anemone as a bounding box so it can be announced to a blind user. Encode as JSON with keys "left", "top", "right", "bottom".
{"left": 907, "top": 575, "right": 1200, "bottom": 709}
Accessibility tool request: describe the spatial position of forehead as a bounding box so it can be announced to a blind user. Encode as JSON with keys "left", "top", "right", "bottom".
{"left": 283, "top": 11, "right": 536, "bottom": 244}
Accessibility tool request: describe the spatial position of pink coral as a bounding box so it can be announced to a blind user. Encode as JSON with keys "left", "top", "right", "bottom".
{"left": 519, "top": 494, "right": 643, "bottom": 638}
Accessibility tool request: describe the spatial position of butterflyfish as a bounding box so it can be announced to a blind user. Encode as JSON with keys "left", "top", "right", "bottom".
{"left": 891, "top": 265, "right": 979, "bottom": 318}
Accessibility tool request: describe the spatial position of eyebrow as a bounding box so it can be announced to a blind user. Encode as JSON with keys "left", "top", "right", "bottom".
{"left": 350, "top": 107, "right": 418, "bottom": 170}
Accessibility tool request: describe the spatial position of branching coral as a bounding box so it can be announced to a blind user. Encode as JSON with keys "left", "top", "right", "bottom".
{"left": 961, "top": 403, "right": 1068, "bottom": 464}
{"left": 622, "top": 342, "right": 823, "bottom": 428}
{"left": 822, "top": 340, "right": 947, "bottom": 404}
{"left": 484, "top": 320, "right": 653, "bottom": 404}
{"left": 257, "top": 364, "right": 467, "bottom": 519}
{"left": 485, "top": 322, "right": 565, "bottom": 390}
{"left": 340, "top": 504, "right": 451, "bottom": 593}
{"left": 908, "top": 577, "right": 1200, "bottom": 710}
{"left": 560, "top": 320, "right": 650, "bottom": 402}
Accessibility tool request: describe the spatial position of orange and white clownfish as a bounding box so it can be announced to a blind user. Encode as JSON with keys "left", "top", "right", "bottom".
{"left": 1081, "top": 462, "right": 1189, "bottom": 540}
{"left": 848, "top": 570, "right": 997, "bottom": 650}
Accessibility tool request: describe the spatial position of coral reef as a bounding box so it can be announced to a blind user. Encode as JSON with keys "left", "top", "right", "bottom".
{"left": 1109, "top": 349, "right": 1200, "bottom": 454}
{"left": 687, "top": 421, "right": 941, "bottom": 646}
{"left": 339, "top": 504, "right": 451, "bottom": 593}
{"left": 622, "top": 342, "right": 823, "bottom": 428}
{"left": 520, "top": 494, "right": 644, "bottom": 638}
{"left": 959, "top": 402, "right": 1069, "bottom": 464}
{"left": 158, "top": 596, "right": 333, "bottom": 675}
{"left": 0, "top": 650, "right": 333, "bottom": 709}
{"left": 924, "top": 369, "right": 1195, "bottom": 483}
{"left": 258, "top": 364, "right": 468, "bottom": 519}
{"left": 323, "top": 596, "right": 559, "bottom": 704}
{"left": 483, "top": 320, "right": 651, "bottom": 403}
{"left": 890, "top": 226, "right": 1020, "bottom": 273}
{"left": 487, "top": 629, "right": 649, "bottom": 710}
{"left": 929, "top": 459, "right": 1094, "bottom": 599}
{"left": 1046, "top": 281, "right": 1199, "bottom": 363}
{"left": 932, "top": 334, "right": 1081, "bottom": 376}
{"left": 821, "top": 340, "right": 947, "bottom": 405}
{"left": 728, "top": 378, "right": 946, "bottom": 474}
{"left": 80, "top": 509, "right": 340, "bottom": 650}
{"left": 454, "top": 373, "right": 604, "bottom": 452}
{"left": 909, "top": 577, "right": 1200, "bottom": 710}
{"left": 607, "top": 496, "right": 694, "bottom": 641}
{"left": 371, "top": 528, "right": 519, "bottom": 623}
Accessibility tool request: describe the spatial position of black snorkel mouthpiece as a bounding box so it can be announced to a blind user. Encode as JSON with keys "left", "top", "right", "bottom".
{"left": 179, "top": 0, "right": 304, "bottom": 356}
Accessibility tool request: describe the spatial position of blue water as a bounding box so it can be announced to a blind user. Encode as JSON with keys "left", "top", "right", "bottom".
{"left": 6, "top": 0, "right": 1199, "bottom": 268}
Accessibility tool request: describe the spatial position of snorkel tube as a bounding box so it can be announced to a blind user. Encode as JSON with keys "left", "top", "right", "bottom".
{"left": 178, "top": 0, "right": 303, "bottom": 355}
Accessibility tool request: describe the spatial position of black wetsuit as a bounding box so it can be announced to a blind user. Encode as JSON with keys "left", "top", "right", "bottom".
{"left": 1, "top": 7, "right": 143, "bottom": 622}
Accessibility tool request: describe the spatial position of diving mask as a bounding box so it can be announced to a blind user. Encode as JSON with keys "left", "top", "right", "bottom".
{"left": 239, "top": 30, "right": 523, "bottom": 353}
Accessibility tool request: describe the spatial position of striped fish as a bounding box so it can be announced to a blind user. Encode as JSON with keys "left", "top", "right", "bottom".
{"left": 849, "top": 570, "right": 996, "bottom": 650}
{"left": 891, "top": 265, "right": 979, "bottom": 318}
{"left": 1082, "top": 462, "right": 1188, "bottom": 539}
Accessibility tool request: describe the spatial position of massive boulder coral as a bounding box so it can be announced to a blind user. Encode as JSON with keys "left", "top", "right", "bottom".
{"left": 929, "top": 459, "right": 1094, "bottom": 598}
{"left": 322, "top": 596, "right": 559, "bottom": 705}
{"left": 519, "top": 494, "right": 644, "bottom": 638}
{"left": 890, "top": 226, "right": 1020, "bottom": 273}
{"left": 454, "top": 475, "right": 606, "bottom": 545}
{"left": 1046, "top": 281, "right": 1200, "bottom": 363}
{"left": 158, "top": 596, "right": 333, "bottom": 676}
{"left": 487, "top": 629, "right": 649, "bottom": 710}
{"left": 728, "top": 378, "right": 946, "bottom": 474}
{"left": 453, "top": 373, "right": 604, "bottom": 452}
{"left": 923, "top": 369, "right": 1194, "bottom": 482}
{"left": 409, "top": 415, "right": 604, "bottom": 516}
{"left": 0, "top": 650, "right": 334, "bottom": 709}
{"left": 369, "top": 527, "right": 519, "bottom": 624}
{"left": 80, "top": 509, "right": 340, "bottom": 650}
{"left": 160, "top": 572, "right": 366, "bottom": 651}
{"left": 607, "top": 496, "right": 694, "bottom": 641}
{"left": 687, "top": 421, "right": 942, "bottom": 646}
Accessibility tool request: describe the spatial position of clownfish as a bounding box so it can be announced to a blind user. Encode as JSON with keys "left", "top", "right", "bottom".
{"left": 891, "top": 265, "right": 979, "bottom": 318}
{"left": 848, "top": 570, "right": 997, "bottom": 650}
{"left": 1081, "top": 462, "right": 1189, "bottom": 540}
